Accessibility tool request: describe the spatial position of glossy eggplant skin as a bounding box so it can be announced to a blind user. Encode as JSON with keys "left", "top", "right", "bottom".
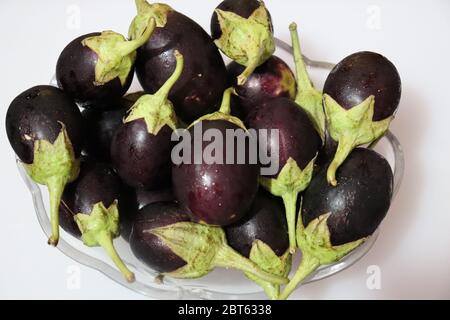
{"left": 135, "top": 11, "right": 228, "bottom": 123}
{"left": 135, "top": 187, "right": 175, "bottom": 210}
{"left": 119, "top": 186, "right": 175, "bottom": 241}
{"left": 59, "top": 160, "right": 122, "bottom": 238}
{"left": 82, "top": 92, "right": 146, "bottom": 161}
{"left": 302, "top": 148, "right": 393, "bottom": 245}
{"left": 82, "top": 107, "right": 127, "bottom": 161}
{"left": 129, "top": 202, "right": 190, "bottom": 273}
{"left": 247, "top": 98, "right": 321, "bottom": 177}
{"left": 56, "top": 33, "right": 134, "bottom": 108}
{"left": 172, "top": 120, "right": 259, "bottom": 226}
{"left": 110, "top": 119, "right": 173, "bottom": 189}
{"left": 227, "top": 56, "right": 296, "bottom": 119}
{"left": 226, "top": 189, "right": 289, "bottom": 257}
{"left": 323, "top": 51, "right": 401, "bottom": 121}
{"left": 5, "top": 85, "right": 83, "bottom": 164}
{"left": 315, "top": 130, "right": 338, "bottom": 168}
{"left": 210, "top": 0, "right": 273, "bottom": 41}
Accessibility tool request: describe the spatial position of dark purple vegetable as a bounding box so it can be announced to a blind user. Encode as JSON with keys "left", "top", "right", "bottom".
{"left": 129, "top": 0, "right": 228, "bottom": 123}
{"left": 302, "top": 148, "right": 393, "bottom": 245}
{"left": 5, "top": 85, "right": 83, "bottom": 246}
{"left": 57, "top": 159, "right": 135, "bottom": 282}
{"left": 323, "top": 51, "right": 401, "bottom": 185}
{"left": 129, "top": 202, "right": 287, "bottom": 284}
{"left": 82, "top": 92, "right": 145, "bottom": 161}
{"left": 226, "top": 188, "right": 291, "bottom": 299}
{"left": 130, "top": 202, "right": 191, "bottom": 273}
{"left": 279, "top": 148, "right": 393, "bottom": 299}
{"left": 211, "top": 0, "right": 274, "bottom": 85}
{"left": 56, "top": 19, "right": 155, "bottom": 108}
{"left": 120, "top": 185, "right": 175, "bottom": 242}
{"left": 172, "top": 89, "right": 259, "bottom": 226}
{"left": 247, "top": 97, "right": 320, "bottom": 252}
{"left": 324, "top": 52, "right": 401, "bottom": 121}
{"left": 226, "top": 189, "right": 288, "bottom": 258}
{"left": 135, "top": 187, "right": 175, "bottom": 210}
{"left": 227, "top": 56, "right": 296, "bottom": 119}
{"left": 111, "top": 51, "right": 183, "bottom": 189}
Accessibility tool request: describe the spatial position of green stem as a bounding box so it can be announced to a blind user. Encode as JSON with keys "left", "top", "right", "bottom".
{"left": 155, "top": 50, "right": 184, "bottom": 99}
{"left": 289, "top": 22, "right": 313, "bottom": 93}
{"left": 135, "top": 0, "right": 148, "bottom": 12}
{"left": 218, "top": 87, "right": 234, "bottom": 115}
{"left": 117, "top": 17, "right": 155, "bottom": 57}
{"left": 97, "top": 231, "right": 135, "bottom": 283}
{"left": 278, "top": 252, "right": 320, "bottom": 300}
{"left": 327, "top": 136, "right": 355, "bottom": 186}
{"left": 237, "top": 47, "right": 264, "bottom": 85}
{"left": 282, "top": 191, "right": 299, "bottom": 254}
{"left": 214, "top": 244, "right": 288, "bottom": 285}
{"left": 46, "top": 176, "right": 65, "bottom": 246}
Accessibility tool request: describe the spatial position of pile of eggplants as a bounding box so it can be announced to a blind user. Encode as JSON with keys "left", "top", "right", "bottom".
{"left": 5, "top": 0, "right": 401, "bottom": 299}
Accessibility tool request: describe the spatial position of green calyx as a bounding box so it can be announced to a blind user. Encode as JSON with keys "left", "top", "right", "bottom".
{"left": 125, "top": 50, "right": 184, "bottom": 134}
{"left": 188, "top": 88, "right": 247, "bottom": 130}
{"left": 75, "top": 201, "right": 135, "bottom": 283}
{"left": 259, "top": 157, "right": 316, "bottom": 253}
{"left": 150, "top": 222, "right": 288, "bottom": 285}
{"left": 278, "top": 213, "right": 365, "bottom": 300}
{"left": 215, "top": 3, "right": 275, "bottom": 85}
{"left": 246, "top": 240, "right": 291, "bottom": 300}
{"left": 24, "top": 125, "right": 80, "bottom": 246}
{"left": 82, "top": 17, "right": 156, "bottom": 86}
{"left": 324, "top": 94, "right": 392, "bottom": 186}
{"left": 289, "top": 22, "right": 325, "bottom": 141}
{"left": 129, "top": 0, "right": 173, "bottom": 39}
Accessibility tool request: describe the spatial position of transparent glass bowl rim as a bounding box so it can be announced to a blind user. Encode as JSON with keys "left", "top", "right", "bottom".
{"left": 16, "top": 38, "right": 404, "bottom": 300}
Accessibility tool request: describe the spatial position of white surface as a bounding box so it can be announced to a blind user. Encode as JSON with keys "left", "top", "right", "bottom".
{"left": 0, "top": 0, "right": 449, "bottom": 300}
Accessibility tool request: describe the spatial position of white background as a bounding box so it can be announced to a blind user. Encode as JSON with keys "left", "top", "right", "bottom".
{"left": 1, "top": 0, "right": 449, "bottom": 299}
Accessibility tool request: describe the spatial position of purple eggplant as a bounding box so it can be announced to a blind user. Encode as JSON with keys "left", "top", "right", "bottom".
{"left": 172, "top": 88, "right": 259, "bottom": 226}
{"left": 129, "top": 0, "right": 228, "bottom": 123}
{"left": 58, "top": 159, "right": 135, "bottom": 282}
{"left": 211, "top": 0, "right": 274, "bottom": 85}
{"left": 247, "top": 97, "right": 321, "bottom": 252}
{"left": 279, "top": 148, "right": 393, "bottom": 299}
{"left": 5, "top": 85, "right": 83, "bottom": 246}
{"left": 111, "top": 51, "right": 183, "bottom": 189}
{"left": 323, "top": 51, "right": 401, "bottom": 185}
{"left": 227, "top": 56, "right": 296, "bottom": 119}
{"left": 56, "top": 18, "right": 155, "bottom": 108}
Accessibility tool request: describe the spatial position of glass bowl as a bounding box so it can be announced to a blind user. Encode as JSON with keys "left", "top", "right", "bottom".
{"left": 17, "top": 38, "right": 404, "bottom": 300}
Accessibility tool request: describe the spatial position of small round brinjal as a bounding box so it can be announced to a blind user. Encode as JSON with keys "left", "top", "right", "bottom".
{"left": 226, "top": 189, "right": 290, "bottom": 299}
{"left": 172, "top": 88, "right": 259, "bottom": 226}
{"left": 111, "top": 51, "right": 184, "bottom": 189}
{"left": 129, "top": 0, "right": 228, "bottom": 123}
{"left": 227, "top": 56, "right": 296, "bottom": 119}
{"left": 130, "top": 202, "right": 287, "bottom": 285}
{"left": 56, "top": 18, "right": 155, "bottom": 108}
{"left": 5, "top": 85, "right": 83, "bottom": 246}
{"left": 58, "top": 159, "right": 135, "bottom": 282}
{"left": 247, "top": 97, "right": 321, "bottom": 252}
{"left": 226, "top": 190, "right": 288, "bottom": 258}
{"left": 279, "top": 148, "right": 393, "bottom": 299}
{"left": 211, "top": 0, "right": 274, "bottom": 85}
{"left": 323, "top": 51, "right": 401, "bottom": 185}
{"left": 130, "top": 202, "right": 191, "bottom": 273}
{"left": 119, "top": 185, "right": 175, "bottom": 242}
{"left": 82, "top": 92, "right": 145, "bottom": 161}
